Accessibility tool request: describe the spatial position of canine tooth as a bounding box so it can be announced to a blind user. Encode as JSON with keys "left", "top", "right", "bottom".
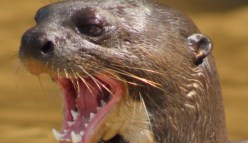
{"left": 101, "top": 100, "right": 106, "bottom": 106}
{"left": 90, "top": 113, "right": 95, "bottom": 119}
{"left": 68, "top": 121, "right": 75, "bottom": 126}
{"left": 71, "top": 110, "right": 79, "bottom": 120}
{"left": 71, "top": 131, "right": 82, "bottom": 143}
{"left": 71, "top": 131, "right": 78, "bottom": 143}
{"left": 52, "top": 129, "right": 63, "bottom": 141}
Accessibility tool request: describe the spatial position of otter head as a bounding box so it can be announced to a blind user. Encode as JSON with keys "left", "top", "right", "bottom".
{"left": 19, "top": 0, "right": 228, "bottom": 143}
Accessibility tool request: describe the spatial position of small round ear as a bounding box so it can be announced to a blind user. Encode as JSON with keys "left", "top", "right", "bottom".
{"left": 187, "top": 34, "right": 213, "bottom": 65}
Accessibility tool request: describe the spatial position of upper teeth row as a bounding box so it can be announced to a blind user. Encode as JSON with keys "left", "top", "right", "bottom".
{"left": 69, "top": 109, "right": 97, "bottom": 127}
{"left": 70, "top": 100, "right": 106, "bottom": 123}
{"left": 67, "top": 100, "right": 106, "bottom": 130}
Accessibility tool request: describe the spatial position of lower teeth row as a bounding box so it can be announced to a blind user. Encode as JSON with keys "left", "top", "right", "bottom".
{"left": 52, "top": 129, "right": 82, "bottom": 143}
{"left": 52, "top": 100, "right": 107, "bottom": 142}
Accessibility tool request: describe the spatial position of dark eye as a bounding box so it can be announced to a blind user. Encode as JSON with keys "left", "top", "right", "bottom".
{"left": 78, "top": 24, "right": 103, "bottom": 37}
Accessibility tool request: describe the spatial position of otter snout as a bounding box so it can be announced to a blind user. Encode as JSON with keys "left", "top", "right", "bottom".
{"left": 19, "top": 27, "right": 55, "bottom": 62}
{"left": 18, "top": 25, "right": 65, "bottom": 75}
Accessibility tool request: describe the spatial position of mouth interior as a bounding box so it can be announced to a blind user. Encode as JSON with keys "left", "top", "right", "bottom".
{"left": 53, "top": 75, "right": 124, "bottom": 143}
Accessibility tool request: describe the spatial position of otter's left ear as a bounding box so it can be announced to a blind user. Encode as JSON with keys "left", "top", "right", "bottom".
{"left": 187, "top": 34, "right": 213, "bottom": 65}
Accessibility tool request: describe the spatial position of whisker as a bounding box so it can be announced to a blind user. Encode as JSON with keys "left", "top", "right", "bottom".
{"left": 14, "top": 64, "right": 23, "bottom": 75}
{"left": 99, "top": 69, "right": 142, "bottom": 86}
{"left": 37, "top": 75, "right": 45, "bottom": 91}
{"left": 56, "top": 68, "right": 61, "bottom": 79}
{"left": 67, "top": 72, "right": 79, "bottom": 93}
{"left": 78, "top": 66, "right": 105, "bottom": 96}
{"left": 139, "top": 92, "right": 154, "bottom": 136}
{"left": 143, "top": 92, "right": 164, "bottom": 113}
{"left": 64, "top": 68, "right": 69, "bottom": 79}
{"left": 72, "top": 71, "right": 80, "bottom": 94}
{"left": 75, "top": 72, "right": 94, "bottom": 95}
{"left": 131, "top": 94, "right": 138, "bottom": 126}
{"left": 105, "top": 67, "right": 164, "bottom": 90}
{"left": 77, "top": 66, "right": 113, "bottom": 96}
{"left": 89, "top": 68, "right": 144, "bottom": 88}
{"left": 1, "top": 52, "right": 19, "bottom": 66}
{"left": 94, "top": 77, "right": 113, "bottom": 96}
{"left": 15, "top": 65, "right": 28, "bottom": 89}
{"left": 51, "top": 64, "right": 54, "bottom": 73}
{"left": 109, "top": 63, "right": 167, "bottom": 76}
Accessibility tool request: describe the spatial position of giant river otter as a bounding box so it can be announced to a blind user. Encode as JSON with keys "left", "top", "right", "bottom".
{"left": 19, "top": 0, "right": 247, "bottom": 143}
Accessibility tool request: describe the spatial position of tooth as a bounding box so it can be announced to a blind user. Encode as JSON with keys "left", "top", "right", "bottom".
{"left": 97, "top": 107, "right": 101, "bottom": 111}
{"left": 68, "top": 121, "right": 75, "bottom": 126}
{"left": 80, "top": 131, "right": 84, "bottom": 136}
{"left": 71, "top": 131, "right": 78, "bottom": 143}
{"left": 77, "top": 134, "right": 82, "bottom": 142}
{"left": 71, "top": 110, "right": 79, "bottom": 120}
{"left": 71, "top": 131, "right": 82, "bottom": 143}
{"left": 85, "top": 123, "right": 88, "bottom": 128}
{"left": 52, "top": 129, "right": 63, "bottom": 141}
{"left": 101, "top": 100, "right": 106, "bottom": 106}
{"left": 90, "top": 113, "right": 95, "bottom": 119}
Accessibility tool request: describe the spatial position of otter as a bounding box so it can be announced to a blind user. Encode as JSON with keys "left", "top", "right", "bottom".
{"left": 18, "top": 0, "right": 247, "bottom": 143}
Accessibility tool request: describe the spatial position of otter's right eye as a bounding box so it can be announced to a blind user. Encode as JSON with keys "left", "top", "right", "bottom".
{"left": 78, "top": 24, "right": 104, "bottom": 37}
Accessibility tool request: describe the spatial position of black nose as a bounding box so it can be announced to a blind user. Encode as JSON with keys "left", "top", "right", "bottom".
{"left": 19, "top": 28, "right": 54, "bottom": 61}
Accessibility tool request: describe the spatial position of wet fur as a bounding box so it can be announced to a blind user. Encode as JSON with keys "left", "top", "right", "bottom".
{"left": 19, "top": 0, "right": 247, "bottom": 143}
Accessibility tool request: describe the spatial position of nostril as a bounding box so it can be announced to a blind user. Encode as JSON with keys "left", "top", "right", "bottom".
{"left": 41, "top": 41, "right": 54, "bottom": 54}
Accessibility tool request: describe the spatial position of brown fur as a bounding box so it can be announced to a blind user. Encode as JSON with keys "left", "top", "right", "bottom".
{"left": 19, "top": 0, "right": 243, "bottom": 143}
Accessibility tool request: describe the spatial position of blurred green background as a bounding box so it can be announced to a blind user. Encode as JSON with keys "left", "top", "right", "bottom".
{"left": 0, "top": 0, "right": 247, "bottom": 142}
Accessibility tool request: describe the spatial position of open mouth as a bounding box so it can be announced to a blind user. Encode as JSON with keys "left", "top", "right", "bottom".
{"left": 52, "top": 74, "right": 125, "bottom": 143}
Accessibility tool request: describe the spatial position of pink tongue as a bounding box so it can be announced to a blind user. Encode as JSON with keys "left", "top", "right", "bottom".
{"left": 61, "top": 79, "right": 101, "bottom": 140}
{"left": 76, "top": 80, "right": 99, "bottom": 117}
